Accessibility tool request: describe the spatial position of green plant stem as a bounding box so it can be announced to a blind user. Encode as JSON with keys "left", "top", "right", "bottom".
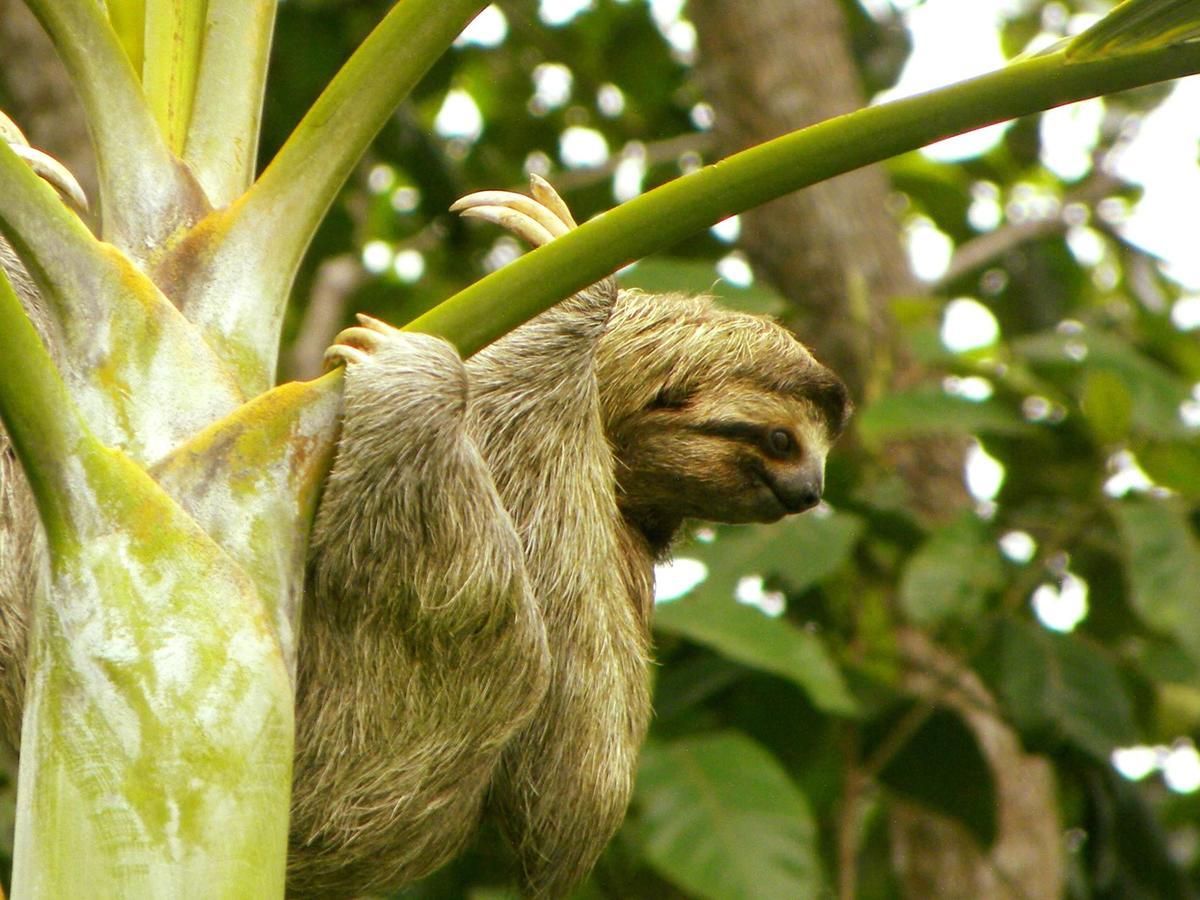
{"left": 21, "top": 0, "right": 209, "bottom": 257}
{"left": 143, "top": 0, "right": 209, "bottom": 154}
{"left": 164, "top": 0, "right": 488, "bottom": 396}
{"left": 183, "top": 0, "right": 278, "bottom": 205}
{"left": 0, "top": 141, "right": 242, "bottom": 460}
{"left": 0, "top": 270, "right": 85, "bottom": 544}
{"left": 105, "top": 0, "right": 146, "bottom": 72}
{"left": 410, "top": 43, "right": 1200, "bottom": 357}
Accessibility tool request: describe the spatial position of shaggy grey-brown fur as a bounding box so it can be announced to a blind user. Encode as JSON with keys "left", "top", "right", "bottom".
{"left": 465, "top": 274, "right": 653, "bottom": 899}
{"left": 0, "top": 238, "right": 49, "bottom": 747}
{"left": 287, "top": 325, "right": 550, "bottom": 895}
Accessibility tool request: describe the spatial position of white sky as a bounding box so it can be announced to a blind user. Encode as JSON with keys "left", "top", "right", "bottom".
{"left": 882, "top": 0, "right": 1200, "bottom": 292}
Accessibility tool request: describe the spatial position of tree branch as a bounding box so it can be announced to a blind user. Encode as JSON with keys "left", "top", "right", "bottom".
{"left": 409, "top": 43, "right": 1200, "bottom": 358}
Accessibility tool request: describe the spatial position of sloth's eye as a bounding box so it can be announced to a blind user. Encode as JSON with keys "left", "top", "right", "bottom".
{"left": 766, "top": 428, "right": 794, "bottom": 457}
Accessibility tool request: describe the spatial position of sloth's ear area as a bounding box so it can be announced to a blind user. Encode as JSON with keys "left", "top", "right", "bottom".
{"left": 450, "top": 176, "right": 577, "bottom": 247}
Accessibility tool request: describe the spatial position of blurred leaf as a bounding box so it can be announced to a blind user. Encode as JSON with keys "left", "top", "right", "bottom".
{"left": 1136, "top": 439, "right": 1200, "bottom": 500}
{"left": 652, "top": 654, "right": 747, "bottom": 722}
{"left": 1016, "top": 331, "right": 1193, "bottom": 438}
{"left": 622, "top": 257, "right": 787, "bottom": 316}
{"left": 1001, "top": 8, "right": 1046, "bottom": 58}
{"left": 1080, "top": 368, "right": 1133, "bottom": 445}
{"left": 654, "top": 515, "right": 862, "bottom": 714}
{"left": 840, "top": 0, "right": 912, "bottom": 95}
{"left": 1130, "top": 636, "right": 1200, "bottom": 685}
{"left": 889, "top": 153, "right": 971, "bottom": 239}
{"left": 1112, "top": 496, "right": 1200, "bottom": 666}
{"left": 900, "top": 514, "right": 1005, "bottom": 627}
{"left": 654, "top": 593, "right": 856, "bottom": 716}
{"left": 1154, "top": 682, "right": 1200, "bottom": 738}
{"left": 1082, "top": 763, "right": 1195, "bottom": 900}
{"left": 636, "top": 732, "right": 823, "bottom": 900}
{"left": 977, "top": 619, "right": 1137, "bottom": 759}
{"left": 683, "top": 513, "right": 865, "bottom": 600}
{"left": 857, "top": 388, "right": 1031, "bottom": 445}
{"left": 866, "top": 706, "right": 997, "bottom": 848}
{"left": 1069, "top": 0, "right": 1200, "bottom": 59}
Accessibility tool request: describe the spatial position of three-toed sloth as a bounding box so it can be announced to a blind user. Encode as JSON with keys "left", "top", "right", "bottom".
{"left": 0, "top": 176, "right": 849, "bottom": 898}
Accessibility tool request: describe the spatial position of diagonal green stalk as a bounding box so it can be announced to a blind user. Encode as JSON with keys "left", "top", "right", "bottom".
{"left": 158, "top": 0, "right": 489, "bottom": 397}
{"left": 409, "top": 43, "right": 1200, "bottom": 358}
{"left": 0, "top": 141, "right": 242, "bottom": 461}
{"left": 22, "top": 0, "right": 209, "bottom": 258}
{"left": 183, "top": 0, "right": 278, "bottom": 206}
{"left": 0, "top": 271, "right": 87, "bottom": 543}
{"left": 143, "top": 0, "right": 209, "bottom": 154}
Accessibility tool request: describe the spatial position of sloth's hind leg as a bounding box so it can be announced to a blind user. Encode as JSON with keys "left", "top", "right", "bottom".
{"left": 289, "top": 322, "right": 549, "bottom": 897}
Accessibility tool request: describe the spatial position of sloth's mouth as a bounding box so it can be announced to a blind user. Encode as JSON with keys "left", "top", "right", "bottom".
{"left": 751, "top": 476, "right": 790, "bottom": 522}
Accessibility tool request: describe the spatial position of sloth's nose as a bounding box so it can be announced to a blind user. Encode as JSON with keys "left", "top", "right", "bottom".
{"left": 773, "top": 467, "right": 823, "bottom": 513}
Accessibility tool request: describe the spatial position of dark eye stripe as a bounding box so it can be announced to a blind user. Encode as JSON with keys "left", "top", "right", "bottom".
{"left": 687, "top": 420, "right": 764, "bottom": 443}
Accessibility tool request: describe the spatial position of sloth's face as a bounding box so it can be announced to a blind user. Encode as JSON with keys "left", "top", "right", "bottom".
{"left": 611, "top": 375, "right": 847, "bottom": 536}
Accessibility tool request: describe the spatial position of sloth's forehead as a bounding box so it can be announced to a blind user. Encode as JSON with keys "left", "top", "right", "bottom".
{"left": 687, "top": 380, "right": 824, "bottom": 422}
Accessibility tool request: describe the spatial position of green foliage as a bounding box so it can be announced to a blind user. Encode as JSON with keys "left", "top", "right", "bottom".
{"left": 899, "top": 514, "right": 1006, "bottom": 627}
{"left": 978, "top": 620, "right": 1138, "bottom": 759}
{"left": 858, "top": 388, "right": 1032, "bottom": 445}
{"left": 635, "top": 732, "right": 824, "bottom": 899}
{"left": 1113, "top": 497, "right": 1200, "bottom": 666}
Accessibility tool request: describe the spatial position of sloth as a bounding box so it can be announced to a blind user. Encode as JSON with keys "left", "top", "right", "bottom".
{"left": 0, "top": 140, "right": 849, "bottom": 898}
{"left": 293, "top": 180, "right": 849, "bottom": 897}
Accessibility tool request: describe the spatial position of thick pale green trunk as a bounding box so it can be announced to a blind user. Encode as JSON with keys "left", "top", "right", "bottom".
{"left": 13, "top": 467, "right": 294, "bottom": 896}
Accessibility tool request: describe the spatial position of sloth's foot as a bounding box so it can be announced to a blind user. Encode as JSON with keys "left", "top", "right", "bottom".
{"left": 0, "top": 110, "right": 88, "bottom": 211}
{"left": 450, "top": 174, "right": 577, "bottom": 247}
{"left": 323, "top": 313, "right": 405, "bottom": 370}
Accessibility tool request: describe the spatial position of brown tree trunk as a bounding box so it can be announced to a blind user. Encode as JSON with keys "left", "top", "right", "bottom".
{"left": 690, "top": 0, "right": 910, "bottom": 402}
{"left": 689, "top": 2, "right": 1063, "bottom": 897}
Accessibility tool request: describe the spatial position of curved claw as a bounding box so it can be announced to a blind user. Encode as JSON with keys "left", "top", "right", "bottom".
{"left": 451, "top": 190, "right": 570, "bottom": 241}
{"left": 354, "top": 313, "right": 402, "bottom": 336}
{"left": 1, "top": 109, "right": 88, "bottom": 212}
{"left": 528, "top": 173, "right": 577, "bottom": 230}
{"left": 323, "top": 343, "right": 370, "bottom": 371}
{"left": 459, "top": 206, "right": 557, "bottom": 248}
{"left": 450, "top": 176, "right": 583, "bottom": 250}
{"left": 324, "top": 314, "right": 407, "bottom": 370}
{"left": 10, "top": 144, "right": 89, "bottom": 212}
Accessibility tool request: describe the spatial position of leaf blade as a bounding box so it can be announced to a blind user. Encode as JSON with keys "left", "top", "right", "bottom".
{"left": 637, "top": 732, "right": 824, "bottom": 900}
